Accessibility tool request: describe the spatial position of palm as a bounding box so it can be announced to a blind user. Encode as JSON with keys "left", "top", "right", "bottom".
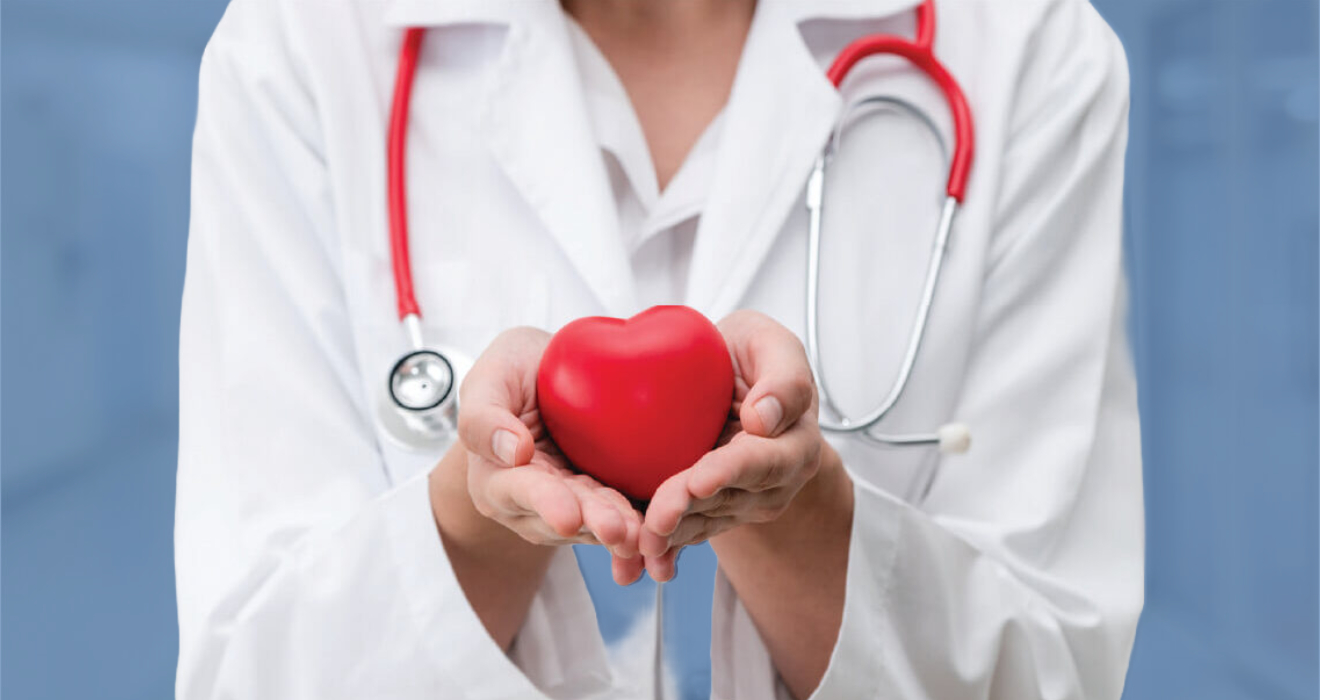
{"left": 516, "top": 397, "right": 642, "bottom": 538}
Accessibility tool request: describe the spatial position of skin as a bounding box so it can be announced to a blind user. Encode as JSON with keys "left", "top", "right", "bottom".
{"left": 429, "top": 2, "right": 853, "bottom": 697}
{"left": 561, "top": 0, "right": 754, "bottom": 189}
{"left": 431, "top": 328, "right": 646, "bottom": 649}
{"left": 434, "top": 315, "right": 852, "bottom": 697}
{"left": 641, "top": 312, "right": 854, "bottom": 700}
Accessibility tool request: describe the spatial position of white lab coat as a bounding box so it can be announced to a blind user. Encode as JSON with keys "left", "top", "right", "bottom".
{"left": 177, "top": 0, "right": 1143, "bottom": 698}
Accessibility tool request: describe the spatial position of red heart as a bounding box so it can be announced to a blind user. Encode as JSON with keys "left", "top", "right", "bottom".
{"left": 536, "top": 305, "right": 734, "bottom": 502}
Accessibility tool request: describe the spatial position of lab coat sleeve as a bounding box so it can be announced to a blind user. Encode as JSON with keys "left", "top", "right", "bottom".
{"left": 716, "top": 2, "right": 1142, "bottom": 698}
{"left": 176, "top": 2, "right": 608, "bottom": 698}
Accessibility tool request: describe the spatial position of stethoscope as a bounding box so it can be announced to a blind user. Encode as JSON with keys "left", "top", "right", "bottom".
{"left": 378, "top": 27, "right": 465, "bottom": 450}
{"left": 380, "top": 0, "right": 974, "bottom": 459}
{"left": 806, "top": 0, "right": 975, "bottom": 455}
{"left": 382, "top": 0, "right": 972, "bottom": 693}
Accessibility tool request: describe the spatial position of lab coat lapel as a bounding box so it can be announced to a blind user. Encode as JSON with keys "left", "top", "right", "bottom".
{"left": 387, "top": 1, "right": 636, "bottom": 318}
{"left": 482, "top": 6, "right": 636, "bottom": 317}
{"left": 685, "top": 3, "right": 840, "bottom": 319}
{"left": 686, "top": 0, "right": 922, "bottom": 320}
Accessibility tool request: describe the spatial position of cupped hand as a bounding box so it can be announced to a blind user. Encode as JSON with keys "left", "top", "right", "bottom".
{"left": 640, "top": 311, "right": 825, "bottom": 581}
{"left": 458, "top": 327, "right": 646, "bottom": 585}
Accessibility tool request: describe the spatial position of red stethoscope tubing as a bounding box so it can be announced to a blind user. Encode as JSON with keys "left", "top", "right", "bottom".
{"left": 825, "top": 0, "right": 974, "bottom": 203}
{"left": 385, "top": 0, "right": 973, "bottom": 322}
{"left": 387, "top": 28, "right": 425, "bottom": 321}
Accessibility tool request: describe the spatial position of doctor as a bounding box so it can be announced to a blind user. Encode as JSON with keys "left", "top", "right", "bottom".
{"left": 177, "top": 0, "right": 1143, "bottom": 698}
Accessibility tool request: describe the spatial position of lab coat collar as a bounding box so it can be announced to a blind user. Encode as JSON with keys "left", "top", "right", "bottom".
{"left": 685, "top": 0, "right": 923, "bottom": 318}
{"left": 383, "top": 1, "right": 529, "bottom": 28}
{"left": 775, "top": 0, "right": 925, "bottom": 24}
{"left": 382, "top": 0, "right": 926, "bottom": 319}
{"left": 383, "top": 0, "right": 922, "bottom": 28}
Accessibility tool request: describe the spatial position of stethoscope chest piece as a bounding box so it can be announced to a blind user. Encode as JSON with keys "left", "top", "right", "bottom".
{"left": 378, "top": 344, "right": 472, "bottom": 451}
{"left": 391, "top": 350, "right": 454, "bottom": 411}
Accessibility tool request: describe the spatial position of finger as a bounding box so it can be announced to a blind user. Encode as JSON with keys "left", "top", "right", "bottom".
{"left": 580, "top": 491, "right": 627, "bottom": 549}
{"left": 719, "top": 312, "right": 816, "bottom": 437}
{"left": 645, "top": 547, "right": 681, "bottom": 583}
{"left": 563, "top": 476, "right": 639, "bottom": 553}
{"left": 687, "top": 487, "right": 761, "bottom": 519}
{"left": 457, "top": 330, "right": 548, "bottom": 466}
{"left": 613, "top": 499, "right": 642, "bottom": 559}
{"left": 642, "top": 470, "right": 695, "bottom": 539}
{"left": 591, "top": 482, "right": 645, "bottom": 558}
{"left": 684, "top": 436, "right": 781, "bottom": 500}
{"left": 612, "top": 554, "right": 645, "bottom": 586}
{"left": 644, "top": 480, "right": 755, "bottom": 543}
{"left": 644, "top": 501, "right": 739, "bottom": 549}
{"left": 460, "top": 404, "right": 535, "bottom": 467}
{"left": 506, "top": 513, "right": 591, "bottom": 544}
{"left": 486, "top": 465, "right": 584, "bottom": 538}
{"left": 639, "top": 525, "right": 670, "bottom": 559}
{"left": 646, "top": 437, "right": 792, "bottom": 539}
{"left": 668, "top": 514, "right": 737, "bottom": 548}
{"left": 686, "top": 425, "right": 821, "bottom": 499}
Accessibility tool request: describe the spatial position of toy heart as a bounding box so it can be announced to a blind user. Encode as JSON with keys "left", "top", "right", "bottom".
{"left": 536, "top": 305, "right": 734, "bottom": 502}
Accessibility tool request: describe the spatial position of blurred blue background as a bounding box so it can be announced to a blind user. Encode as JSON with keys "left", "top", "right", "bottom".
{"left": 2, "top": 1, "right": 1316, "bottom": 698}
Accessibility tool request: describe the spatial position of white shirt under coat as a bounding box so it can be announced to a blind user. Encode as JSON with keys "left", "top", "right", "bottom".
{"left": 176, "top": 0, "right": 1144, "bottom": 698}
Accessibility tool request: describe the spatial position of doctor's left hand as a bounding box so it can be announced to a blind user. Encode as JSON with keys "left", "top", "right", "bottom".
{"left": 640, "top": 311, "right": 833, "bottom": 581}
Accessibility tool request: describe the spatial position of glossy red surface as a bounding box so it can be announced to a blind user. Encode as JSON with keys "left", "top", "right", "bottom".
{"left": 537, "top": 306, "right": 734, "bottom": 501}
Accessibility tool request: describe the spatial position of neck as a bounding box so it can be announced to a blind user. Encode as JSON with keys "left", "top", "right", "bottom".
{"left": 561, "top": 0, "right": 756, "bottom": 46}
{"left": 559, "top": 0, "right": 755, "bottom": 191}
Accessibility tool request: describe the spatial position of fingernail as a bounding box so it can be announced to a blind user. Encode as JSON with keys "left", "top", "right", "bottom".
{"left": 754, "top": 396, "right": 783, "bottom": 435}
{"left": 492, "top": 429, "right": 519, "bottom": 465}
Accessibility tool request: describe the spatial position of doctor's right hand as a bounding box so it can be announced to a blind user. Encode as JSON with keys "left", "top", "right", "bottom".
{"left": 456, "top": 327, "right": 646, "bottom": 585}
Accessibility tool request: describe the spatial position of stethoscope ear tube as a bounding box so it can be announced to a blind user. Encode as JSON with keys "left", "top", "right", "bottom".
{"left": 862, "top": 423, "right": 971, "bottom": 454}
{"left": 808, "top": 0, "right": 975, "bottom": 453}
{"left": 808, "top": 186, "right": 970, "bottom": 453}
{"left": 825, "top": 0, "right": 975, "bottom": 202}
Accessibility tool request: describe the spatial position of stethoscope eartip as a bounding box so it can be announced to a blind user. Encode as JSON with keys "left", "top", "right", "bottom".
{"left": 937, "top": 423, "right": 971, "bottom": 454}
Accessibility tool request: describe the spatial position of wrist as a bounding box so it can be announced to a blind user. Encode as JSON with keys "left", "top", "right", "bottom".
{"left": 429, "top": 442, "right": 558, "bottom": 650}
{"left": 788, "top": 441, "right": 851, "bottom": 527}
{"left": 708, "top": 438, "right": 852, "bottom": 699}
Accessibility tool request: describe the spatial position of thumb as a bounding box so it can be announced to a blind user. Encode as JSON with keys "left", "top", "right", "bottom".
{"left": 721, "top": 311, "right": 816, "bottom": 437}
{"left": 457, "top": 328, "right": 547, "bottom": 466}
{"left": 459, "top": 402, "right": 534, "bottom": 467}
